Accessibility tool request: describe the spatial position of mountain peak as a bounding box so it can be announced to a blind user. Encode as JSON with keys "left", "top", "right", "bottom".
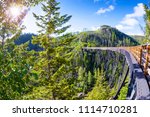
{"left": 100, "top": 25, "right": 112, "bottom": 29}
{"left": 80, "top": 25, "right": 139, "bottom": 47}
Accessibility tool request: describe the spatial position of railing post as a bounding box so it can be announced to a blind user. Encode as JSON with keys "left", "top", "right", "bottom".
{"left": 144, "top": 54, "right": 148, "bottom": 75}
{"left": 144, "top": 45, "right": 149, "bottom": 75}
{"left": 139, "top": 47, "right": 142, "bottom": 66}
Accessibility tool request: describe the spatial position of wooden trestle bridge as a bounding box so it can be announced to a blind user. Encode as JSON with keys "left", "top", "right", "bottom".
{"left": 83, "top": 45, "right": 150, "bottom": 100}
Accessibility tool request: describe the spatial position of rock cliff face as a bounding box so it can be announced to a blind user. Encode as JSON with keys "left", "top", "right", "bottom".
{"left": 82, "top": 49, "right": 129, "bottom": 89}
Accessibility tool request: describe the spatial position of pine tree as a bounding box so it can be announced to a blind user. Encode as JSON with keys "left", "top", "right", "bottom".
{"left": 77, "top": 67, "right": 85, "bottom": 91}
{"left": 31, "top": 0, "right": 77, "bottom": 99}
{"left": 144, "top": 4, "right": 150, "bottom": 42}
{"left": 88, "top": 71, "right": 93, "bottom": 87}
{"left": 85, "top": 68, "right": 112, "bottom": 100}
{"left": 83, "top": 72, "right": 88, "bottom": 94}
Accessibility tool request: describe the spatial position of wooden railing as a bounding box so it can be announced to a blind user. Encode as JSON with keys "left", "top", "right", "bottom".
{"left": 124, "top": 45, "right": 150, "bottom": 75}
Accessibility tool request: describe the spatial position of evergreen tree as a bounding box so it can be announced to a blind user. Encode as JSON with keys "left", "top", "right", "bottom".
{"left": 88, "top": 71, "right": 92, "bottom": 87}
{"left": 144, "top": 4, "right": 150, "bottom": 42}
{"left": 30, "top": 0, "right": 76, "bottom": 99}
{"left": 83, "top": 72, "right": 88, "bottom": 94}
{"left": 0, "top": 23, "right": 39, "bottom": 99}
{"left": 85, "top": 68, "right": 113, "bottom": 100}
{"left": 77, "top": 67, "right": 85, "bottom": 91}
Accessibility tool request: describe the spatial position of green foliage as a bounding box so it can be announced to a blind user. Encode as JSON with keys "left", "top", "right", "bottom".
{"left": 131, "top": 35, "right": 145, "bottom": 44}
{"left": 78, "top": 25, "right": 138, "bottom": 47}
{"left": 77, "top": 67, "right": 88, "bottom": 94}
{"left": 78, "top": 49, "right": 129, "bottom": 100}
{"left": 118, "top": 76, "right": 129, "bottom": 100}
{"left": 0, "top": 41, "right": 32, "bottom": 99}
{"left": 22, "top": 0, "right": 78, "bottom": 100}
{"left": 88, "top": 71, "right": 93, "bottom": 87}
{"left": 143, "top": 4, "right": 150, "bottom": 43}
{"left": 0, "top": 0, "right": 79, "bottom": 100}
{"left": 85, "top": 69, "right": 115, "bottom": 100}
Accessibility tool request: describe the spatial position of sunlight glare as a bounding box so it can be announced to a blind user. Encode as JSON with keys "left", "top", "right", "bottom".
{"left": 9, "top": 5, "right": 21, "bottom": 18}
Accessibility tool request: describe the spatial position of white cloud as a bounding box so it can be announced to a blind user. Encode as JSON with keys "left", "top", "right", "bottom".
{"left": 116, "top": 3, "right": 145, "bottom": 35}
{"left": 116, "top": 24, "right": 133, "bottom": 30}
{"left": 126, "top": 3, "right": 145, "bottom": 18}
{"left": 96, "top": 5, "right": 115, "bottom": 15}
{"left": 121, "top": 18, "right": 138, "bottom": 26}
{"left": 91, "top": 26, "right": 101, "bottom": 31}
{"left": 67, "top": 27, "right": 82, "bottom": 33}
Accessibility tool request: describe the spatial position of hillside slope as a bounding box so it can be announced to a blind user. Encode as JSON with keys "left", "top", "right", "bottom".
{"left": 79, "top": 25, "right": 139, "bottom": 47}
{"left": 15, "top": 33, "right": 42, "bottom": 51}
{"left": 130, "top": 35, "right": 144, "bottom": 44}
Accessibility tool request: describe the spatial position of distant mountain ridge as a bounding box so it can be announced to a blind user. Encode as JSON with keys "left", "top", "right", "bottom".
{"left": 15, "top": 33, "right": 36, "bottom": 45}
{"left": 16, "top": 25, "right": 139, "bottom": 50}
{"left": 130, "top": 35, "right": 144, "bottom": 44}
{"left": 15, "top": 33, "right": 42, "bottom": 51}
{"left": 79, "top": 25, "right": 139, "bottom": 47}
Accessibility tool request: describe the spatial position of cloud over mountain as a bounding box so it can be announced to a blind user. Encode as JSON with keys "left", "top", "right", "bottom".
{"left": 116, "top": 3, "right": 145, "bottom": 35}
{"left": 96, "top": 5, "right": 115, "bottom": 15}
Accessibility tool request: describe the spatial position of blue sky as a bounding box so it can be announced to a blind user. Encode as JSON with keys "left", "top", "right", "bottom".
{"left": 23, "top": 0, "right": 148, "bottom": 35}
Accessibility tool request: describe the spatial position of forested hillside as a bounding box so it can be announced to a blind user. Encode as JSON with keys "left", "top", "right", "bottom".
{"left": 15, "top": 33, "right": 36, "bottom": 45}
{"left": 130, "top": 35, "right": 145, "bottom": 44}
{"left": 15, "top": 33, "right": 43, "bottom": 51}
{"left": 79, "top": 25, "right": 139, "bottom": 47}
{"left": 16, "top": 25, "right": 139, "bottom": 50}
